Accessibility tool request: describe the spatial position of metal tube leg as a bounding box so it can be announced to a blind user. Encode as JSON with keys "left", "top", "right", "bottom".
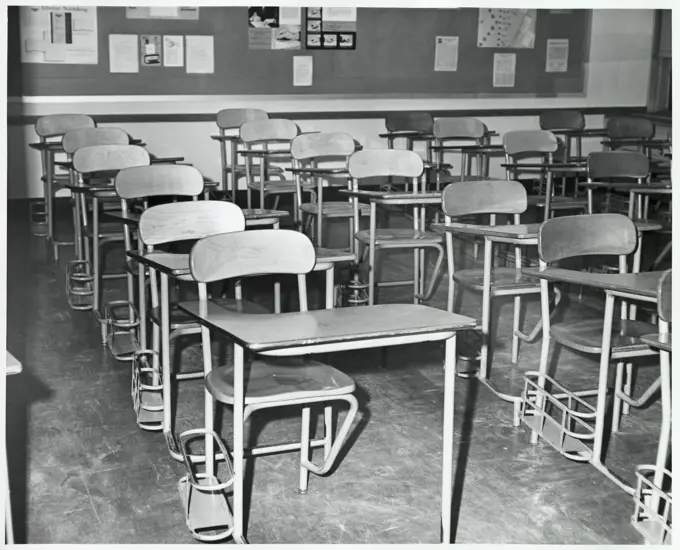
{"left": 160, "top": 274, "right": 172, "bottom": 436}
{"left": 441, "top": 335, "right": 457, "bottom": 544}
{"left": 652, "top": 340, "right": 671, "bottom": 511}
{"left": 200, "top": 324, "right": 215, "bottom": 477}
{"left": 232, "top": 344, "right": 246, "bottom": 542}
{"left": 611, "top": 362, "right": 625, "bottom": 433}
{"left": 446, "top": 232, "right": 455, "bottom": 313}
{"left": 325, "top": 268, "right": 335, "bottom": 310}
{"left": 592, "top": 293, "right": 615, "bottom": 468}
{"left": 93, "top": 198, "right": 101, "bottom": 315}
{"left": 531, "top": 278, "right": 553, "bottom": 443}
{"left": 479, "top": 238, "right": 493, "bottom": 378}
{"left": 413, "top": 249, "right": 420, "bottom": 305}
{"left": 622, "top": 363, "right": 633, "bottom": 417}
{"left": 368, "top": 203, "right": 377, "bottom": 306}
{"left": 299, "top": 406, "right": 311, "bottom": 494}
{"left": 511, "top": 296, "right": 521, "bottom": 364}
{"left": 323, "top": 405, "right": 333, "bottom": 460}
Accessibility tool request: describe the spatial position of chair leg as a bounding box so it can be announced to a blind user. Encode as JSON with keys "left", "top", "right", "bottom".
{"left": 612, "top": 361, "right": 625, "bottom": 433}
{"left": 299, "top": 406, "right": 311, "bottom": 494}
{"left": 622, "top": 363, "right": 633, "bottom": 416}
{"left": 531, "top": 280, "right": 553, "bottom": 444}
{"left": 511, "top": 296, "right": 521, "bottom": 364}
{"left": 323, "top": 405, "right": 333, "bottom": 461}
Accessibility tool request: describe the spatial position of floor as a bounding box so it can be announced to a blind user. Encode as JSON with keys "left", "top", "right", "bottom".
{"left": 5, "top": 196, "right": 670, "bottom": 544}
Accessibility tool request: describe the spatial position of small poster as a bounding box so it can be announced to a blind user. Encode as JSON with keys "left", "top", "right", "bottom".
{"left": 186, "top": 35, "right": 214, "bottom": 74}
{"left": 293, "top": 55, "right": 313, "bottom": 86}
{"left": 545, "top": 39, "right": 569, "bottom": 72}
{"left": 493, "top": 53, "right": 516, "bottom": 88}
{"left": 434, "top": 36, "right": 459, "bottom": 72}
{"left": 109, "top": 34, "right": 138, "bottom": 73}
{"left": 305, "top": 7, "right": 356, "bottom": 50}
{"left": 140, "top": 34, "right": 161, "bottom": 66}
{"left": 163, "top": 35, "right": 184, "bottom": 67}
{"left": 478, "top": 9, "right": 536, "bottom": 49}
{"left": 248, "top": 6, "right": 300, "bottom": 50}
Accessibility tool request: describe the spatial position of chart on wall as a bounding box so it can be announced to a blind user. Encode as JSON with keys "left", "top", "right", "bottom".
{"left": 19, "top": 6, "right": 98, "bottom": 64}
{"left": 305, "top": 7, "right": 357, "bottom": 50}
{"left": 126, "top": 7, "right": 199, "bottom": 19}
{"left": 248, "top": 6, "right": 302, "bottom": 50}
{"left": 477, "top": 8, "right": 536, "bottom": 49}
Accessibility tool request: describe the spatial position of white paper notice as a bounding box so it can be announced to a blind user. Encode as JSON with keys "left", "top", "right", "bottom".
{"left": 293, "top": 56, "right": 313, "bottom": 86}
{"left": 545, "top": 39, "right": 569, "bottom": 73}
{"left": 493, "top": 53, "right": 516, "bottom": 87}
{"left": 163, "top": 35, "right": 184, "bottom": 67}
{"left": 323, "top": 7, "right": 357, "bottom": 22}
{"left": 279, "top": 7, "right": 302, "bottom": 25}
{"left": 434, "top": 36, "right": 459, "bottom": 72}
{"left": 149, "top": 7, "right": 179, "bottom": 18}
{"left": 109, "top": 34, "right": 139, "bottom": 73}
{"left": 186, "top": 35, "right": 214, "bottom": 74}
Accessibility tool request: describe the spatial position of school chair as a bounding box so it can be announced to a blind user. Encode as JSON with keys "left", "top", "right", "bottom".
{"left": 503, "top": 130, "right": 589, "bottom": 221}
{"left": 210, "top": 109, "right": 285, "bottom": 201}
{"left": 348, "top": 149, "right": 445, "bottom": 305}
{"left": 60, "top": 127, "right": 132, "bottom": 310}
{"left": 29, "top": 114, "right": 96, "bottom": 259}
{"left": 521, "top": 214, "right": 660, "bottom": 494}
{"left": 72, "top": 144, "right": 151, "bottom": 338}
{"left": 290, "top": 131, "right": 368, "bottom": 249}
{"left": 241, "top": 119, "right": 315, "bottom": 226}
{"left": 185, "top": 229, "right": 358, "bottom": 541}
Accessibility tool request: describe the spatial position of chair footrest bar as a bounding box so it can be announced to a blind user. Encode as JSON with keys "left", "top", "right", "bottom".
{"left": 66, "top": 260, "right": 94, "bottom": 311}
{"left": 132, "top": 350, "right": 164, "bottom": 431}
{"left": 631, "top": 465, "right": 673, "bottom": 545}
{"left": 29, "top": 201, "right": 48, "bottom": 236}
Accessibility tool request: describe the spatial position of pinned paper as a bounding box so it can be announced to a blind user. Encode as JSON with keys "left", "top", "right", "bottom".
{"left": 323, "top": 8, "right": 356, "bottom": 22}
{"left": 493, "top": 53, "right": 516, "bottom": 88}
{"left": 186, "top": 35, "right": 214, "bottom": 74}
{"left": 478, "top": 9, "right": 536, "bottom": 49}
{"left": 44, "top": 43, "right": 67, "bottom": 62}
{"left": 272, "top": 26, "right": 301, "bottom": 50}
{"left": 293, "top": 56, "right": 313, "bottom": 86}
{"left": 109, "top": 34, "right": 139, "bottom": 73}
{"left": 149, "top": 7, "right": 179, "bottom": 18}
{"left": 434, "top": 36, "right": 458, "bottom": 72}
{"left": 279, "top": 7, "right": 301, "bottom": 25}
{"left": 545, "top": 39, "right": 569, "bottom": 73}
{"left": 163, "top": 35, "right": 184, "bottom": 67}
{"left": 140, "top": 34, "right": 162, "bottom": 66}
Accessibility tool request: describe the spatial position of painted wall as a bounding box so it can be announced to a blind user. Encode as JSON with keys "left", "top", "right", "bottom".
{"left": 7, "top": 9, "right": 657, "bottom": 199}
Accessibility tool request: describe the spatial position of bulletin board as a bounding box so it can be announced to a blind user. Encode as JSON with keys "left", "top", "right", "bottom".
{"left": 8, "top": 7, "right": 590, "bottom": 97}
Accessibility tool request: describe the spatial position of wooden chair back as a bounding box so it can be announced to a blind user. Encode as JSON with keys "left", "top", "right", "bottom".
{"left": 587, "top": 151, "right": 650, "bottom": 180}
{"left": 539, "top": 110, "right": 585, "bottom": 131}
{"left": 348, "top": 149, "right": 423, "bottom": 179}
{"left": 503, "top": 130, "right": 558, "bottom": 156}
{"left": 190, "top": 229, "right": 316, "bottom": 283}
{"left": 35, "top": 114, "right": 96, "bottom": 138}
{"left": 239, "top": 119, "right": 300, "bottom": 144}
{"left": 62, "top": 127, "right": 130, "bottom": 155}
{"left": 385, "top": 112, "right": 434, "bottom": 133}
{"left": 216, "top": 108, "right": 270, "bottom": 130}
{"left": 115, "top": 164, "right": 205, "bottom": 199}
{"left": 538, "top": 213, "right": 638, "bottom": 263}
{"left": 606, "top": 116, "right": 655, "bottom": 139}
{"left": 138, "top": 201, "right": 245, "bottom": 247}
{"left": 442, "top": 180, "right": 527, "bottom": 217}
{"left": 433, "top": 117, "right": 486, "bottom": 140}
{"left": 72, "top": 144, "right": 150, "bottom": 174}
{"left": 291, "top": 132, "right": 356, "bottom": 160}
{"left": 657, "top": 269, "right": 672, "bottom": 323}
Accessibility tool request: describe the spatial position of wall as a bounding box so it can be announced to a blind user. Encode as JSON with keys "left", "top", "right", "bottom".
{"left": 7, "top": 9, "right": 656, "bottom": 199}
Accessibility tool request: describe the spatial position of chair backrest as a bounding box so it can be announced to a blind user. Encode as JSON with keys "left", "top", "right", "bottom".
{"left": 538, "top": 214, "right": 637, "bottom": 263}
{"left": 239, "top": 119, "right": 300, "bottom": 144}
{"left": 115, "top": 164, "right": 205, "bottom": 199}
{"left": 433, "top": 117, "right": 486, "bottom": 140}
{"left": 442, "top": 180, "right": 527, "bottom": 217}
{"left": 216, "top": 108, "right": 270, "bottom": 131}
{"left": 587, "top": 151, "right": 650, "bottom": 180}
{"left": 35, "top": 114, "right": 96, "bottom": 138}
{"left": 138, "top": 201, "right": 245, "bottom": 247}
{"left": 62, "top": 127, "right": 130, "bottom": 155}
{"left": 503, "top": 130, "right": 558, "bottom": 156}
{"left": 72, "top": 144, "right": 150, "bottom": 174}
{"left": 348, "top": 149, "right": 423, "bottom": 179}
{"left": 657, "top": 269, "right": 672, "bottom": 323}
{"left": 190, "top": 229, "right": 316, "bottom": 283}
{"left": 606, "top": 116, "right": 655, "bottom": 139}
{"left": 539, "top": 110, "right": 585, "bottom": 132}
{"left": 291, "top": 132, "right": 356, "bottom": 160}
{"left": 385, "top": 112, "right": 434, "bottom": 133}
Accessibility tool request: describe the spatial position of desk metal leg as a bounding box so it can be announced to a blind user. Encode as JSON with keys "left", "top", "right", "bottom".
{"left": 441, "top": 335, "right": 457, "bottom": 544}
{"left": 232, "top": 344, "right": 246, "bottom": 542}
{"left": 652, "top": 322, "right": 671, "bottom": 512}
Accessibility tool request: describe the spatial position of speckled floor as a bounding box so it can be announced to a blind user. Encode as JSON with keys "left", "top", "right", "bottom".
{"left": 5, "top": 197, "right": 670, "bottom": 544}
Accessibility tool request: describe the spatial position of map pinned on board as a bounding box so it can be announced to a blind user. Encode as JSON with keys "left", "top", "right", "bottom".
{"left": 477, "top": 8, "right": 536, "bottom": 49}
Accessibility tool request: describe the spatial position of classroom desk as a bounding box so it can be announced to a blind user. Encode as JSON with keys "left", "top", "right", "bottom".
{"left": 433, "top": 222, "right": 541, "bottom": 423}
{"left": 4, "top": 352, "right": 22, "bottom": 544}
{"left": 521, "top": 268, "right": 666, "bottom": 494}
{"left": 177, "top": 299, "right": 477, "bottom": 543}
{"left": 550, "top": 128, "right": 609, "bottom": 162}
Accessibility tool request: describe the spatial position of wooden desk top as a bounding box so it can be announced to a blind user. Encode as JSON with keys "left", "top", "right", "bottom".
{"left": 289, "top": 166, "right": 349, "bottom": 176}
{"left": 107, "top": 208, "right": 288, "bottom": 227}
{"left": 339, "top": 189, "right": 440, "bottom": 205}
{"left": 557, "top": 128, "right": 609, "bottom": 137}
{"left": 5, "top": 351, "right": 22, "bottom": 376}
{"left": 379, "top": 131, "right": 435, "bottom": 140}
{"left": 522, "top": 268, "right": 665, "bottom": 299}
{"left": 457, "top": 144, "right": 505, "bottom": 153}
{"left": 578, "top": 181, "right": 672, "bottom": 194}
{"left": 640, "top": 333, "right": 672, "bottom": 353}
{"left": 433, "top": 222, "right": 541, "bottom": 242}
{"left": 178, "top": 301, "right": 477, "bottom": 354}
{"left": 501, "top": 162, "right": 587, "bottom": 172}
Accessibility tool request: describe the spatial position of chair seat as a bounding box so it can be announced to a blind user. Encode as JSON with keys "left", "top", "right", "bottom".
{"left": 301, "top": 201, "right": 371, "bottom": 218}
{"left": 247, "top": 180, "right": 311, "bottom": 194}
{"left": 355, "top": 229, "right": 444, "bottom": 246}
{"left": 150, "top": 298, "right": 269, "bottom": 329}
{"left": 640, "top": 333, "right": 672, "bottom": 353}
{"left": 453, "top": 267, "right": 541, "bottom": 294}
{"left": 528, "top": 196, "right": 588, "bottom": 210}
{"left": 205, "top": 357, "right": 355, "bottom": 405}
{"left": 83, "top": 221, "right": 124, "bottom": 239}
{"left": 551, "top": 317, "right": 659, "bottom": 355}
{"left": 632, "top": 219, "right": 664, "bottom": 232}
{"left": 225, "top": 164, "right": 284, "bottom": 176}
{"left": 314, "top": 248, "right": 357, "bottom": 267}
